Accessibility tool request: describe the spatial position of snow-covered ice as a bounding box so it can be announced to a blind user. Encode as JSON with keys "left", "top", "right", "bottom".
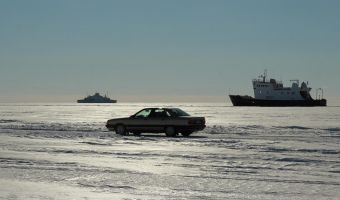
{"left": 0, "top": 103, "right": 339, "bottom": 199}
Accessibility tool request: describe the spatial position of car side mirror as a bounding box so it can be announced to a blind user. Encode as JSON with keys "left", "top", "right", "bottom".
{"left": 130, "top": 115, "right": 135, "bottom": 118}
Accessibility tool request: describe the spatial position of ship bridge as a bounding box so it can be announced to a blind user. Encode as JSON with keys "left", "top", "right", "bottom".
{"left": 252, "top": 72, "right": 305, "bottom": 100}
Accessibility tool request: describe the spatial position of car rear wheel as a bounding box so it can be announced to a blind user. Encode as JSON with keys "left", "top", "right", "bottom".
{"left": 181, "top": 131, "right": 193, "bottom": 137}
{"left": 115, "top": 125, "right": 127, "bottom": 135}
{"left": 165, "top": 126, "right": 177, "bottom": 137}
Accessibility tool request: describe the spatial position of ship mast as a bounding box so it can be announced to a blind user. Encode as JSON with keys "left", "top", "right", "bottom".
{"left": 259, "top": 69, "right": 267, "bottom": 82}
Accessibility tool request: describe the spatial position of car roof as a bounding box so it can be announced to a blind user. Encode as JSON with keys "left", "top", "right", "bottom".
{"left": 141, "top": 108, "right": 160, "bottom": 110}
{"left": 141, "top": 107, "right": 178, "bottom": 109}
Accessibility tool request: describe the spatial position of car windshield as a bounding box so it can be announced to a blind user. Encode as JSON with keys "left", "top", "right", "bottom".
{"left": 168, "top": 108, "right": 190, "bottom": 117}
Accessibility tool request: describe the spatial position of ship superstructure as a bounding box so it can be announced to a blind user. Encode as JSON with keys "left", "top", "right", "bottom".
{"left": 229, "top": 71, "right": 326, "bottom": 106}
{"left": 77, "top": 92, "right": 117, "bottom": 103}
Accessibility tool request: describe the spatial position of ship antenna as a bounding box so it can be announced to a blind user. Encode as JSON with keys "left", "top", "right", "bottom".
{"left": 263, "top": 69, "right": 267, "bottom": 82}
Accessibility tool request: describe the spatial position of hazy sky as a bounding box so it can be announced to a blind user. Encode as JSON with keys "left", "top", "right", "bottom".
{"left": 1, "top": 0, "right": 340, "bottom": 103}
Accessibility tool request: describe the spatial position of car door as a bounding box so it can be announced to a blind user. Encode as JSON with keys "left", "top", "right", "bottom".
{"left": 127, "top": 108, "right": 152, "bottom": 132}
{"left": 147, "top": 109, "right": 169, "bottom": 132}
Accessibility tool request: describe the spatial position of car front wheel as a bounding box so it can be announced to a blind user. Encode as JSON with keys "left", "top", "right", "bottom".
{"left": 115, "top": 125, "right": 127, "bottom": 135}
{"left": 165, "top": 126, "right": 177, "bottom": 137}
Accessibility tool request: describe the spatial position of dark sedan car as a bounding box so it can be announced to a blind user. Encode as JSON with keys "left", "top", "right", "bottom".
{"left": 106, "top": 108, "right": 206, "bottom": 137}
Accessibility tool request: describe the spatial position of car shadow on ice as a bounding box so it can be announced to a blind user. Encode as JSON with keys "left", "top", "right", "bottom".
{"left": 114, "top": 133, "right": 208, "bottom": 139}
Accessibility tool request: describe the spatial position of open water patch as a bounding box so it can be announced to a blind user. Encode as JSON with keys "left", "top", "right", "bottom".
{"left": 275, "top": 157, "right": 323, "bottom": 163}
{"left": 323, "top": 127, "right": 340, "bottom": 132}
{"left": 260, "top": 147, "right": 340, "bottom": 155}
{"left": 0, "top": 119, "right": 21, "bottom": 124}
{"left": 274, "top": 126, "right": 313, "bottom": 130}
{"left": 79, "top": 141, "right": 112, "bottom": 146}
{"left": 0, "top": 123, "right": 104, "bottom": 132}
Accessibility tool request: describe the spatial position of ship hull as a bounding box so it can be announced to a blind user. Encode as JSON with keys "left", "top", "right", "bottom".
{"left": 229, "top": 95, "right": 326, "bottom": 107}
{"left": 77, "top": 100, "right": 117, "bottom": 103}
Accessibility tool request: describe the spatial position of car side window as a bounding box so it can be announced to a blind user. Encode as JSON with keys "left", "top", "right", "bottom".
{"left": 134, "top": 109, "right": 152, "bottom": 118}
{"left": 149, "top": 109, "right": 168, "bottom": 118}
{"left": 161, "top": 109, "right": 175, "bottom": 117}
{"left": 168, "top": 108, "right": 190, "bottom": 117}
{"left": 164, "top": 110, "right": 172, "bottom": 117}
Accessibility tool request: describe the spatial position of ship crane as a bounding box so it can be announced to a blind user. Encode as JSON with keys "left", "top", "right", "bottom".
{"left": 316, "top": 88, "right": 324, "bottom": 100}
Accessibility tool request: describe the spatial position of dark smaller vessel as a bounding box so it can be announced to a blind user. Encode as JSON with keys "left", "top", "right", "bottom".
{"left": 229, "top": 71, "right": 327, "bottom": 107}
{"left": 77, "top": 92, "right": 117, "bottom": 103}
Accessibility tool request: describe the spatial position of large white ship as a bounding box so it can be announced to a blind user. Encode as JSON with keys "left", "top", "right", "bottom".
{"left": 229, "top": 71, "right": 327, "bottom": 106}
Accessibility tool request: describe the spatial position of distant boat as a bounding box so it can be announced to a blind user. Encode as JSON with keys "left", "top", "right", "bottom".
{"left": 229, "top": 71, "right": 327, "bottom": 106}
{"left": 77, "top": 93, "right": 117, "bottom": 103}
